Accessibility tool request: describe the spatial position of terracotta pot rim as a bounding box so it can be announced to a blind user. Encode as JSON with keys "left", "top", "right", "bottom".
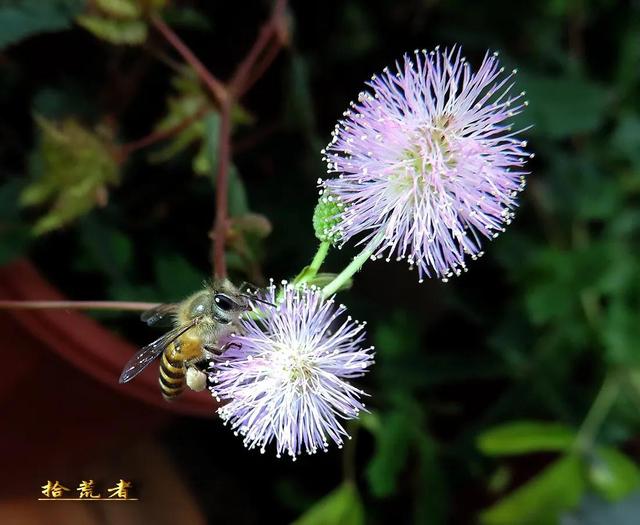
{"left": 0, "top": 258, "right": 216, "bottom": 417}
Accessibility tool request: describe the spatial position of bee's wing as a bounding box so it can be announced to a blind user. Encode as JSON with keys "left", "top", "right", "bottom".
{"left": 118, "top": 319, "right": 199, "bottom": 384}
{"left": 140, "top": 303, "right": 179, "bottom": 327}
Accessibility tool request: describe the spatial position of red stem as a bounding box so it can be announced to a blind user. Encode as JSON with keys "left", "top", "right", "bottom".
{"left": 0, "top": 300, "right": 159, "bottom": 312}
{"left": 212, "top": 102, "right": 232, "bottom": 278}
{"left": 230, "top": 0, "right": 288, "bottom": 99}
{"left": 150, "top": 14, "right": 228, "bottom": 106}
{"left": 241, "top": 38, "right": 284, "bottom": 97}
{"left": 150, "top": 2, "right": 288, "bottom": 279}
{"left": 118, "top": 103, "right": 209, "bottom": 160}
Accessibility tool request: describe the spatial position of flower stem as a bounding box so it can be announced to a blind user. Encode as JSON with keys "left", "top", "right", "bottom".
{"left": 309, "top": 240, "right": 330, "bottom": 273}
{"left": 574, "top": 371, "right": 620, "bottom": 454}
{"left": 292, "top": 241, "right": 330, "bottom": 287}
{"left": 321, "top": 233, "right": 383, "bottom": 298}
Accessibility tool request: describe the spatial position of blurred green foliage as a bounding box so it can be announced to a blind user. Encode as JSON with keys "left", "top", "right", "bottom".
{"left": 1, "top": 0, "right": 640, "bottom": 524}
{"left": 0, "top": 0, "right": 85, "bottom": 49}
{"left": 21, "top": 115, "right": 120, "bottom": 234}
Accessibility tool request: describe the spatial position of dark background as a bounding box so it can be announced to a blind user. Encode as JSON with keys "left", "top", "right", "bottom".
{"left": 1, "top": 0, "right": 640, "bottom": 524}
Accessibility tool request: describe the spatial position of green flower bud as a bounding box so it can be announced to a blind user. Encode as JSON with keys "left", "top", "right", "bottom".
{"left": 313, "top": 192, "right": 343, "bottom": 244}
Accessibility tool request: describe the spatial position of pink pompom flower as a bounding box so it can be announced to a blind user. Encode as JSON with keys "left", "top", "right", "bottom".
{"left": 209, "top": 282, "right": 374, "bottom": 459}
{"left": 319, "top": 46, "right": 532, "bottom": 282}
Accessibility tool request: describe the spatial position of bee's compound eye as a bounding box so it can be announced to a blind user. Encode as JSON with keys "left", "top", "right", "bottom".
{"left": 214, "top": 294, "right": 235, "bottom": 312}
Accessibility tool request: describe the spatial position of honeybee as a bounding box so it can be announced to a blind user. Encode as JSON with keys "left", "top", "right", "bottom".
{"left": 119, "top": 279, "right": 269, "bottom": 401}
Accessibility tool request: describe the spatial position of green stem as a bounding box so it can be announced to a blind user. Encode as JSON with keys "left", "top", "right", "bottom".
{"left": 321, "top": 233, "right": 384, "bottom": 298}
{"left": 574, "top": 372, "right": 620, "bottom": 454}
{"left": 292, "top": 240, "right": 331, "bottom": 287}
{"left": 309, "top": 240, "right": 330, "bottom": 274}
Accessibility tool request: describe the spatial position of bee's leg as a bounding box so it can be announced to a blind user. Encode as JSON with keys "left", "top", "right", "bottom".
{"left": 202, "top": 341, "right": 241, "bottom": 357}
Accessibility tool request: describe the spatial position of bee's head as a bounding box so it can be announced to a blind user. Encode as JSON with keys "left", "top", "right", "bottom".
{"left": 196, "top": 279, "right": 250, "bottom": 325}
{"left": 211, "top": 291, "right": 249, "bottom": 324}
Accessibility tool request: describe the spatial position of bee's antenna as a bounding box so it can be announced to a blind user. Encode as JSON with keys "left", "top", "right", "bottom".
{"left": 239, "top": 293, "right": 276, "bottom": 308}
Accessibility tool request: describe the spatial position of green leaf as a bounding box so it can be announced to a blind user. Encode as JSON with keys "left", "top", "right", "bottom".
{"left": 306, "top": 272, "right": 352, "bottom": 291}
{"left": 76, "top": 14, "right": 147, "bottom": 45}
{"left": 149, "top": 74, "right": 211, "bottom": 165}
{"left": 328, "top": 2, "right": 375, "bottom": 62}
{"left": 524, "top": 244, "right": 612, "bottom": 326}
{"left": 75, "top": 218, "right": 132, "bottom": 282}
{"left": 32, "top": 85, "right": 95, "bottom": 121}
{"left": 623, "top": 368, "right": 640, "bottom": 405}
{"left": 588, "top": 448, "right": 640, "bottom": 502}
{"left": 514, "top": 72, "right": 609, "bottom": 139}
{"left": 478, "top": 421, "right": 576, "bottom": 456}
{"left": 602, "top": 297, "right": 640, "bottom": 366}
{"left": 231, "top": 213, "right": 272, "bottom": 238}
{"left": 373, "top": 311, "right": 421, "bottom": 360}
{"left": 292, "top": 482, "right": 364, "bottom": 525}
{"left": 201, "top": 113, "right": 249, "bottom": 216}
{"left": 366, "top": 406, "right": 413, "bottom": 497}
{"left": 154, "top": 254, "right": 207, "bottom": 301}
{"left": 0, "top": 0, "right": 85, "bottom": 50}
{"left": 227, "top": 165, "right": 249, "bottom": 216}
{"left": 611, "top": 115, "right": 640, "bottom": 167}
{"left": 195, "top": 111, "right": 221, "bottom": 176}
{"left": 415, "top": 432, "right": 447, "bottom": 525}
{"left": 284, "top": 53, "right": 318, "bottom": 144}
{"left": 162, "top": 6, "right": 212, "bottom": 31}
{"left": 481, "top": 455, "right": 586, "bottom": 525}
{"left": 94, "top": 0, "right": 140, "bottom": 19}
{"left": 21, "top": 115, "right": 120, "bottom": 234}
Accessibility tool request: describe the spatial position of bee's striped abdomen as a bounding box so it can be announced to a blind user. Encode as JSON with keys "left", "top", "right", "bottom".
{"left": 159, "top": 343, "right": 185, "bottom": 401}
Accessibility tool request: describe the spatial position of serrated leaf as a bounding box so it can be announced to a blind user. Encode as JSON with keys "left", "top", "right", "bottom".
{"left": 481, "top": 455, "right": 586, "bottom": 525}
{"left": 0, "top": 0, "right": 85, "bottom": 50}
{"left": 76, "top": 14, "right": 147, "bottom": 45}
{"left": 292, "top": 482, "right": 364, "bottom": 525}
{"left": 588, "top": 448, "right": 640, "bottom": 502}
{"left": 478, "top": 421, "right": 576, "bottom": 456}
{"left": 21, "top": 115, "right": 119, "bottom": 234}
{"left": 147, "top": 73, "right": 210, "bottom": 164}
